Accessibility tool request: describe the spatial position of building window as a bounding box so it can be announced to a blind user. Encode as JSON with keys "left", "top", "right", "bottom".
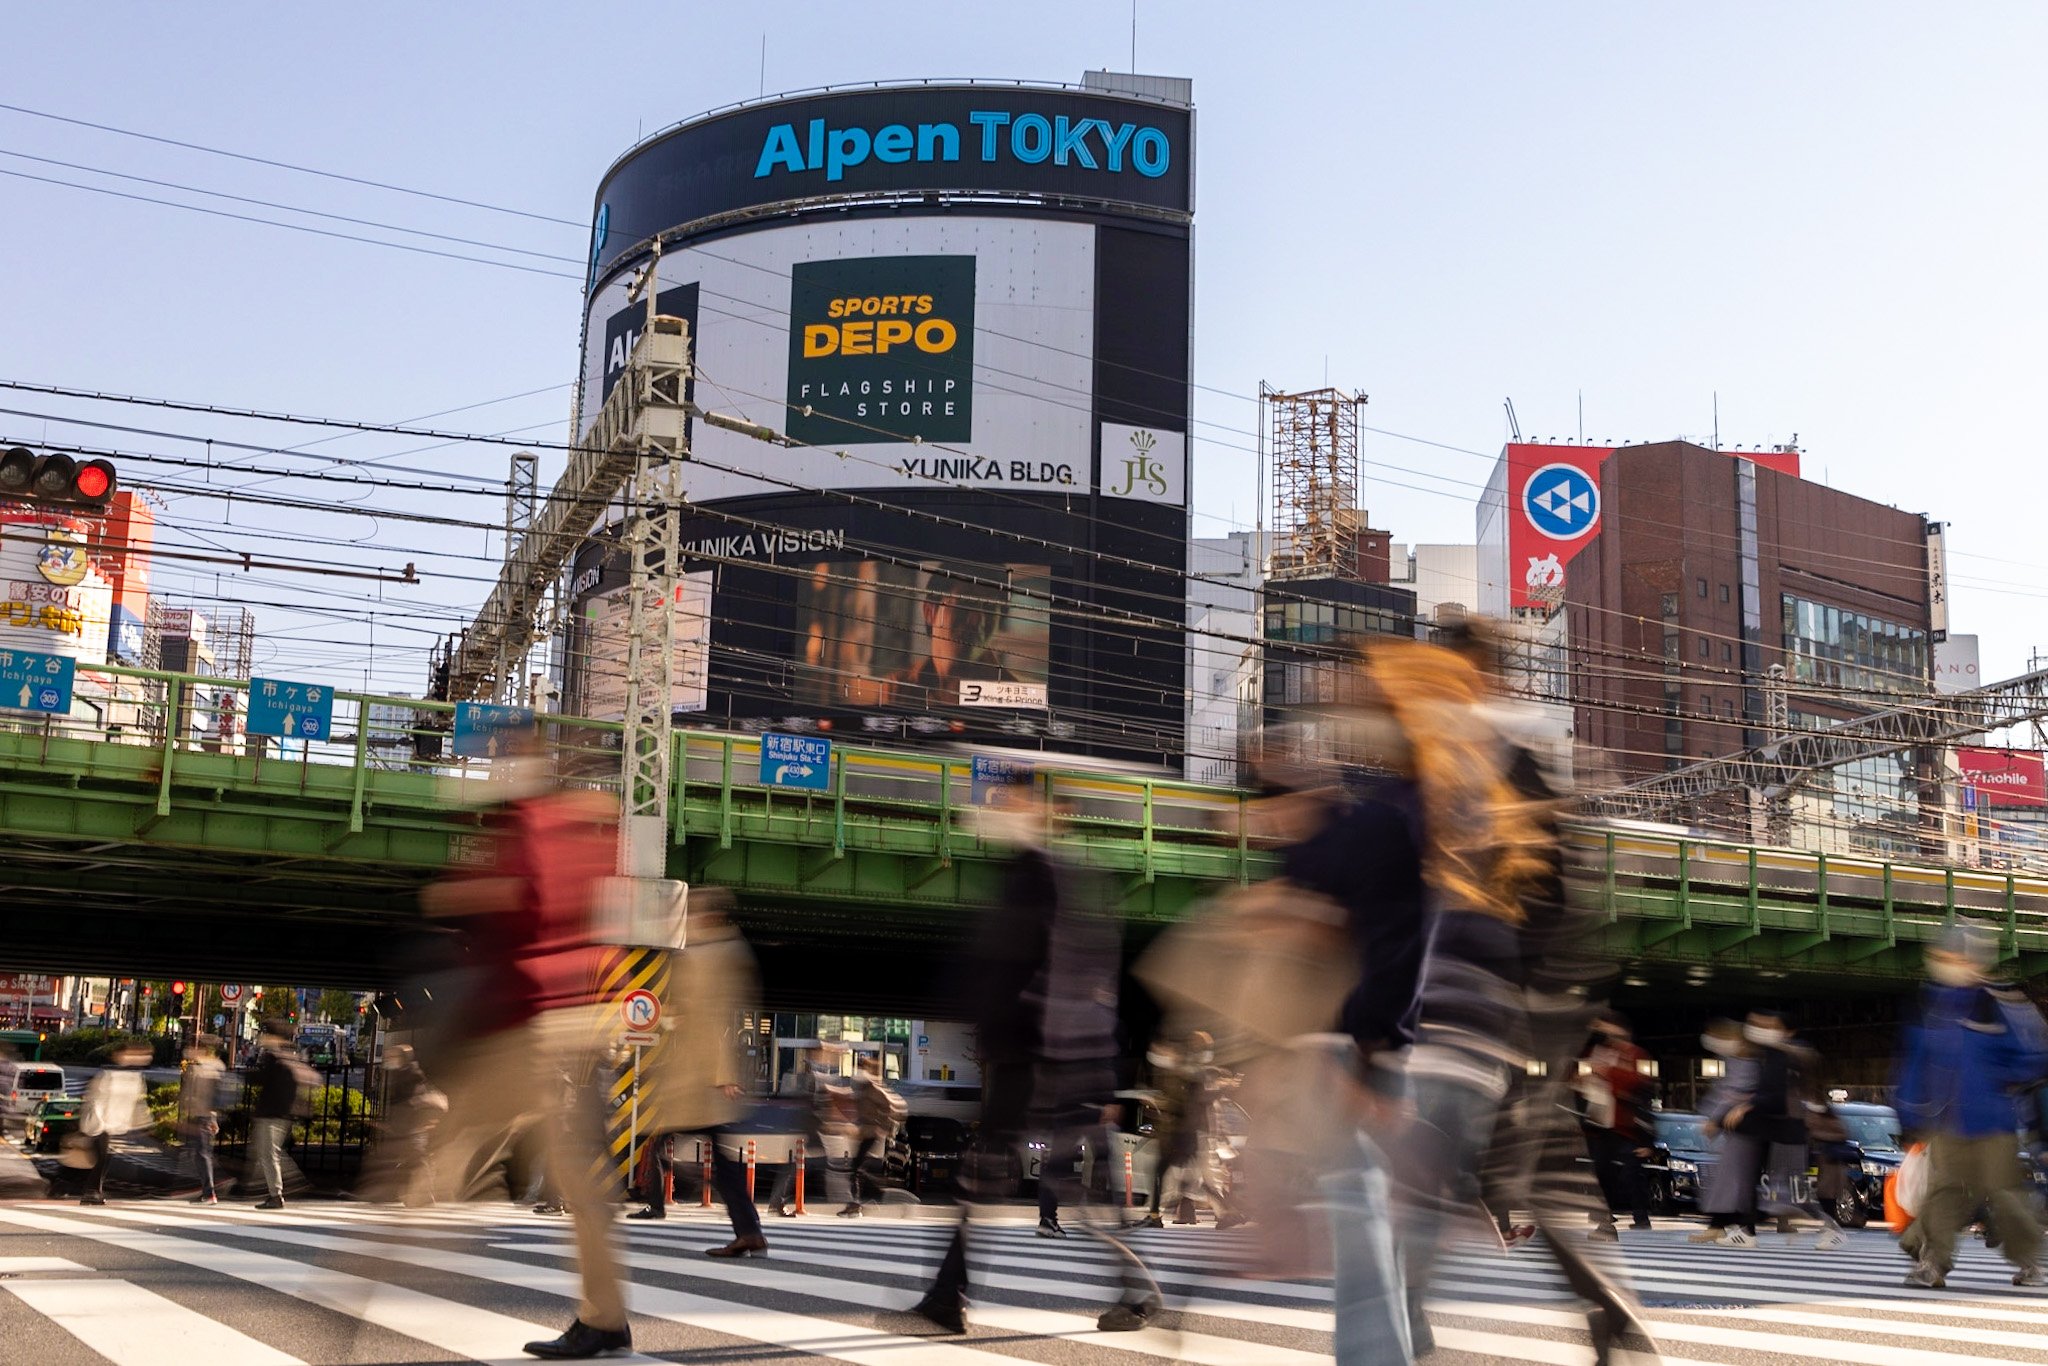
{"left": 1697, "top": 578, "right": 1708, "bottom": 598}
{"left": 1698, "top": 636, "right": 1710, "bottom": 658}
{"left": 1779, "top": 593, "right": 1929, "bottom": 696}
{"left": 1719, "top": 583, "right": 1731, "bottom": 603}
{"left": 1722, "top": 642, "right": 1733, "bottom": 662}
{"left": 1660, "top": 592, "right": 1679, "bottom": 619}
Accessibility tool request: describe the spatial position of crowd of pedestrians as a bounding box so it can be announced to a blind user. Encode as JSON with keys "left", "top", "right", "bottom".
{"left": 35, "top": 618, "right": 2048, "bottom": 1366}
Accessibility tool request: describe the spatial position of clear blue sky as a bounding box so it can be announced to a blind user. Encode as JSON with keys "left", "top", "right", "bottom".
{"left": 3, "top": 2, "right": 2044, "bottom": 693}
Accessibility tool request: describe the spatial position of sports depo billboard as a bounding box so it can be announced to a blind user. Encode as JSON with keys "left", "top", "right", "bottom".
{"left": 580, "top": 217, "right": 1120, "bottom": 501}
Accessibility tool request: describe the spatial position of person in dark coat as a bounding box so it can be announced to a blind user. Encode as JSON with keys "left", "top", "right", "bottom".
{"left": 246, "top": 1020, "right": 304, "bottom": 1210}
{"left": 911, "top": 788, "right": 1160, "bottom": 1336}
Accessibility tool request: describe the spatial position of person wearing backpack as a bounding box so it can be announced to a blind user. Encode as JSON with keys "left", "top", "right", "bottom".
{"left": 1895, "top": 923, "right": 2048, "bottom": 1288}
{"left": 248, "top": 1018, "right": 310, "bottom": 1210}
{"left": 838, "top": 1054, "right": 906, "bottom": 1216}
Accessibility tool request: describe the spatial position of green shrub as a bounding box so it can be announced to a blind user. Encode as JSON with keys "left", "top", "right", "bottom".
{"left": 295, "top": 1083, "right": 371, "bottom": 1147}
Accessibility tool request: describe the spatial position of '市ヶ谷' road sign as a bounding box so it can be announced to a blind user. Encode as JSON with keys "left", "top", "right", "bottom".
{"left": 453, "top": 702, "right": 534, "bottom": 758}
{"left": 619, "top": 987, "right": 661, "bottom": 1044}
{"left": 247, "top": 677, "right": 334, "bottom": 740}
{"left": 0, "top": 648, "right": 75, "bottom": 714}
{"left": 971, "top": 753, "right": 1034, "bottom": 804}
{"left": 760, "top": 732, "right": 831, "bottom": 791}
{"left": 1522, "top": 463, "right": 1600, "bottom": 540}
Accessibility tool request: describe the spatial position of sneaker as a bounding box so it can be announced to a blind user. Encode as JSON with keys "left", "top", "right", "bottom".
{"left": 1037, "top": 1217, "right": 1067, "bottom": 1239}
{"left": 1816, "top": 1227, "right": 1847, "bottom": 1251}
{"left": 255, "top": 1197, "right": 285, "bottom": 1211}
{"left": 1723, "top": 1229, "right": 1757, "bottom": 1248}
{"left": 78, "top": 1195, "right": 106, "bottom": 1207}
{"left": 625, "top": 1207, "right": 665, "bottom": 1221}
{"left": 1215, "top": 1211, "right": 1249, "bottom": 1230}
{"left": 2014, "top": 1266, "right": 2046, "bottom": 1287}
{"left": 188, "top": 1194, "right": 218, "bottom": 1205}
{"left": 532, "top": 1201, "right": 567, "bottom": 1216}
{"left": 777, "top": 1205, "right": 800, "bottom": 1218}
{"left": 1502, "top": 1224, "right": 1538, "bottom": 1250}
{"left": 1686, "top": 1227, "right": 1726, "bottom": 1244}
{"left": 836, "top": 1203, "right": 863, "bottom": 1218}
{"left": 1587, "top": 1223, "right": 1619, "bottom": 1241}
{"left": 1905, "top": 1260, "right": 1947, "bottom": 1289}
{"left": 1132, "top": 1213, "right": 1165, "bottom": 1230}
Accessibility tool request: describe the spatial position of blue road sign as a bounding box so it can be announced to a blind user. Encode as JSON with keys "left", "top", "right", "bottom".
{"left": 0, "top": 648, "right": 76, "bottom": 714}
{"left": 453, "top": 702, "right": 534, "bottom": 758}
{"left": 760, "top": 732, "right": 831, "bottom": 791}
{"left": 246, "top": 677, "right": 335, "bottom": 740}
{"left": 971, "top": 753, "right": 1034, "bottom": 805}
{"left": 1522, "top": 462, "right": 1601, "bottom": 540}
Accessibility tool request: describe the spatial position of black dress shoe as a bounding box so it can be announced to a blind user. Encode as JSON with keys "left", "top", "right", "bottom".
{"left": 522, "top": 1317, "right": 634, "bottom": 1359}
{"left": 705, "top": 1233, "right": 769, "bottom": 1258}
{"left": 911, "top": 1292, "right": 966, "bottom": 1334}
{"left": 625, "top": 1206, "right": 665, "bottom": 1221}
{"left": 1098, "top": 1297, "right": 1161, "bottom": 1332}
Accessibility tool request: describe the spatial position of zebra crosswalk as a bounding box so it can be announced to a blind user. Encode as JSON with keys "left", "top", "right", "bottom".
{"left": 3, "top": 1200, "right": 2048, "bottom": 1363}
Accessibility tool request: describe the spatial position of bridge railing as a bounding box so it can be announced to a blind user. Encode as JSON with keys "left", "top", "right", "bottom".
{"left": 13, "top": 661, "right": 2048, "bottom": 946}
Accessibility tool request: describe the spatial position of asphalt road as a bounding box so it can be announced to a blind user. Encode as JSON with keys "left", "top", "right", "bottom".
{"left": 4, "top": 1198, "right": 2048, "bottom": 1364}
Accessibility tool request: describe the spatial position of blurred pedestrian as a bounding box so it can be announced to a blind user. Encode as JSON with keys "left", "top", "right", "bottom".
{"left": 360, "top": 1042, "right": 442, "bottom": 1206}
{"left": 247, "top": 1019, "right": 309, "bottom": 1211}
{"left": 1580, "top": 1013, "right": 1656, "bottom": 1237}
{"left": 78, "top": 1041, "right": 151, "bottom": 1207}
{"left": 1139, "top": 1031, "right": 1220, "bottom": 1227}
{"left": 838, "top": 1054, "right": 905, "bottom": 1216}
{"left": 911, "top": 786, "right": 1160, "bottom": 1335}
{"left": 1739, "top": 1009, "right": 1837, "bottom": 1243}
{"left": 769, "top": 1047, "right": 833, "bottom": 1216}
{"left": 181, "top": 1034, "right": 225, "bottom": 1205}
{"left": 1895, "top": 924, "right": 2048, "bottom": 1288}
{"left": 633, "top": 891, "right": 767, "bottom": 1259}
{"left": 1691, "top": 1018, "right": 1761, "bottom": 1245}
{"left": 1445, "top": 615, "right": 1656, "bottom": 1361}
{"left": 419, "top": 733, "right": 626, "bottom": 1359}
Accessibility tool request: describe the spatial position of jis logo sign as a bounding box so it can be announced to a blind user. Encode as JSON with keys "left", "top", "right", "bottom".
{"left": 1522, "top": 463, "right": 1600, "bottom": 540}
{"left": 1098, "top": 422, "right": 1185, "bottom": 506}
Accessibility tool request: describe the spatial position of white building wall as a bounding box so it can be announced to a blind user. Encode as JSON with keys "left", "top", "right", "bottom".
{"left": 1186, "top": 532, "right": 1261, "bottom": 785}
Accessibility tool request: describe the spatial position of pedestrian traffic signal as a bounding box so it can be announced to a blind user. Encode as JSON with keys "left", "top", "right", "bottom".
{"left": 0, "top": 447, "right": 118, "bottom": 513}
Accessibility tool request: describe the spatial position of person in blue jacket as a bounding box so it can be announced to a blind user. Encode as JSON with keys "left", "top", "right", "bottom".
{"left": 1895, "top": 923, "right": 2048, "bottom": 1288}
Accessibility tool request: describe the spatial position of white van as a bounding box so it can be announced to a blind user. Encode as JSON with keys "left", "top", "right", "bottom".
{"left": 1, "top": 1062, "right": 67, "bottom": 1133}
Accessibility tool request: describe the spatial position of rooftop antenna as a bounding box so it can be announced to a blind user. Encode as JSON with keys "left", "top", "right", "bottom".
{"left": 1504, "top": 397, "right": 1522, "bottom": 441}
{"left": 1577, "top": 390, "right": 1583, "bottom": 444}
{"left": 760, "top": 34, "right": 767, "bottom": 98}
{"left": 1131, "top": 0, "right": 1138, "bottom": 69}
{"left": 1713, "top": 391, "right": 1720, "bottom": 450}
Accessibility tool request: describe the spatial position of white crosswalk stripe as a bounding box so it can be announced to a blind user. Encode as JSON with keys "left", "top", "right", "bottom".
{"left": 5, "top": 1201, "right": 2048, "bottom": 1363}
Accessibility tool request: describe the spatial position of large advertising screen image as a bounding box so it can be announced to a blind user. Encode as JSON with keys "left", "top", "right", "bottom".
{"left": 794, "top": 560, "right": 1050, "bottom": 711}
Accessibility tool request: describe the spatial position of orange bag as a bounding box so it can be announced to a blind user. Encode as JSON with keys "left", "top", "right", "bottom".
{"left": 1885, "top": 1142, "right": 1928, "bottom": 1233}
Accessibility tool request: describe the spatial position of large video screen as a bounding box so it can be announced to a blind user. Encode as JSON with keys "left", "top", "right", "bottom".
{"left": 793, "top": 560, "right": 1050, "bottom": 711}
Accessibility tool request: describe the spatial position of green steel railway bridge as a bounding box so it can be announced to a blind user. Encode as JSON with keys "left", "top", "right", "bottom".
{"left": 2, "top": 665, "right": 2045, "bottom": 1004}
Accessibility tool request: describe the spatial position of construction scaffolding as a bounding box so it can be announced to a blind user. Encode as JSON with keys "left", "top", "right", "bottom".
{"left": 1262, "top": 384, "right": 1365, "bottom": 581}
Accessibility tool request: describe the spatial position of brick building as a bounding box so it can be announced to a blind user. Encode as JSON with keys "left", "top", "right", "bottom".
{"left": 1565, "top": 441, "right": 1938, "bottom": 848}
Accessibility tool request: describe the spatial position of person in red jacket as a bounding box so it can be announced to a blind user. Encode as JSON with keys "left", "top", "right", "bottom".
{"left": 1581, "top": 1012, "right": 1656, "bottom": 1237}
{"left": 421, "top": 738, "right": 625, "bottom": 1360}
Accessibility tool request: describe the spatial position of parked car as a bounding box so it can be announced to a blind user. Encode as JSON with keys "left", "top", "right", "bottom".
{"left": 21, "top": 1096, "right": 83, "bottom": 1154}
{"left": 892, "top": 1080, "right": 983, "bottom": 1124}
{"left": 1, "top": 1062, "right": 66, "bottom": 1136}
{"left": 1649, "top": 1110, "right": 1715, "bottom": 1214}
{"left": 901, "top": 1115, "right": 970, "bottom": 1195}
{"left": 1831, "top": 1102, "right": 1903, "bottom": 1229}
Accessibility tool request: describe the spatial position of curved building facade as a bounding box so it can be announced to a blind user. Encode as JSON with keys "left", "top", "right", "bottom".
{"left": 567, "top": 74, "right": 1194, "bottom": 763}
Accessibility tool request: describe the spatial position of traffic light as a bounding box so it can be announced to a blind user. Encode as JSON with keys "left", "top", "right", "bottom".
{"left": 0, "top": 447, "right": 117, "bottom": 513}
{"left": 170, "top": 980, "right": 186, "bottom": 998}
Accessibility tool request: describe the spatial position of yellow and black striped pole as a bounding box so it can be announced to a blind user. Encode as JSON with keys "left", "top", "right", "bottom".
{"left": 595, "top": 945, "right": 671, "bottom": 1193}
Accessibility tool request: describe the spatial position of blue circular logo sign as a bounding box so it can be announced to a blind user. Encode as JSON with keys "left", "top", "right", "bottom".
{"left": 1522, "top": 462, "right": 1601, "bottom": 540}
